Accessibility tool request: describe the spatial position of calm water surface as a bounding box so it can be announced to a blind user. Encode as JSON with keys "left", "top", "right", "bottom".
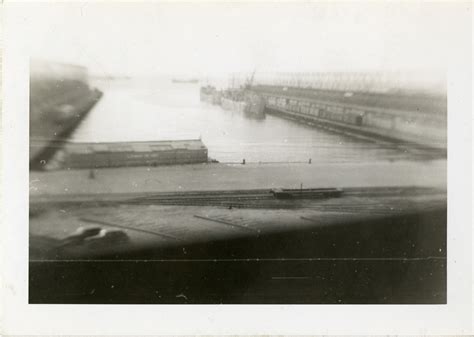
{"left": 71, "top": 78, "right": 433, "bottom": 164}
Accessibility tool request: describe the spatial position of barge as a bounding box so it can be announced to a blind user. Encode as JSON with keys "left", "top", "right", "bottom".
{"left": 57, "top": 139, "right": 208, "bottom": 169}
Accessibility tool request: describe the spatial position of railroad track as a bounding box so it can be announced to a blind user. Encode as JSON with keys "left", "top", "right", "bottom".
{"left": 30, "top": 186, "right": 444, "bottom": 210}
{"left": 124, "top": 188, "right": 345, "bottom": 208}
{"left": 127, "top": 190, "right": 287, "bottom": 208}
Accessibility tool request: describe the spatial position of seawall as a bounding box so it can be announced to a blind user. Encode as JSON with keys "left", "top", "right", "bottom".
{"left": 30, "top": 60, "right": 103, "bottom": 170}
{"left": 30, "top": 89, "right": 103, "bottom": 170}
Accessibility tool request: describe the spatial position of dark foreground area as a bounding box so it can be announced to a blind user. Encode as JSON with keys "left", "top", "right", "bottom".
{"left": 30, "top": 205, "right": 446, "bottom": 304}
{"left": 30, "top": 259, "right": 445, "bottom": 304}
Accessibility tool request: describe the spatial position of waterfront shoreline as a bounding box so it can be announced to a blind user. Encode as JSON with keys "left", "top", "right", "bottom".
{"left": 30, "top": 160, "right": 446, "bottom": 200}
{"left": 30, "top": 89, "right": 103, "bottom": 170}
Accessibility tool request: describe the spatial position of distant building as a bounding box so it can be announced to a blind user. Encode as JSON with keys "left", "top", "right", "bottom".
{"left": 30, "top": 59, "right": 89, "bottom": 84}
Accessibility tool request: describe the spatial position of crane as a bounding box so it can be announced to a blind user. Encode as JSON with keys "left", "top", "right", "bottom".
{"left": 244, "top": 69, "right": 257, "bottom": 90}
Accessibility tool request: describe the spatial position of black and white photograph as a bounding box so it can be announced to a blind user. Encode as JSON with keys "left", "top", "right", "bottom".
{"left": 25, "top": 1, "right": 451, "bottom": 305}
{"left": 2, "top": 1, "right": 469, "bottom": 313}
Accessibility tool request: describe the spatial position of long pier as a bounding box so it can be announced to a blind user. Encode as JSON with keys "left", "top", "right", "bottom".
{"left": 252, "top": 85, "right": 447, "bottom": 154}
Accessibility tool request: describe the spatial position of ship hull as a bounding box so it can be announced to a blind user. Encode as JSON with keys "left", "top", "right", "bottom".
{"left": 220, "top": 92, "right": 265, "bottom": 119}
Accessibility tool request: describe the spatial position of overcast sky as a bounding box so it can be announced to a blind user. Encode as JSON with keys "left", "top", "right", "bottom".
{"left": 11, "top": 2, "right": 463, "bottom": 77}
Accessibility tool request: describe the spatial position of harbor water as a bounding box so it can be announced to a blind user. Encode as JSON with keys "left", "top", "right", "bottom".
{"left": 71, "top": 77, "right": 442, "bottom": 164}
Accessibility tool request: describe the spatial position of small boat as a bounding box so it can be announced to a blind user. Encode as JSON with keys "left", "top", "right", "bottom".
{"left": 172, "top": 78, "right": 199, "bottom": 84}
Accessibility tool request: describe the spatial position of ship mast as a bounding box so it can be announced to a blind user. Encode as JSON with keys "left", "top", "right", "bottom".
{"left": 244, "top": 69, "right": 257, "bottom": 90}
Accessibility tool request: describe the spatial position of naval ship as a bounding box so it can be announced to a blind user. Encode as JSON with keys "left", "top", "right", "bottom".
{"left": 220, "top": 88, "right": 265, "bottom": 119}
{"left": 202, "top": 71, "right": 266, "bottom": 119}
